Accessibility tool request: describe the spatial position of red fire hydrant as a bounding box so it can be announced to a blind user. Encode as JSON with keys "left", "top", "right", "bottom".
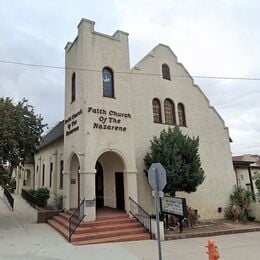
{"left": 206, "top": 240, "right": 220, "bottom": 260}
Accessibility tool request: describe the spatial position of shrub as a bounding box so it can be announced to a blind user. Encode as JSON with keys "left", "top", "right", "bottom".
{"left": 23, "top": 188, "right": 50, "bottom": 208}
{"left": 35, "top": 188, "right": 50, "bottom": 207}
{"left": 225, "top": 186, "right": 252, "bottom": 222}
{"left": 47, "top": 194, "right": 64, "bottom": 210}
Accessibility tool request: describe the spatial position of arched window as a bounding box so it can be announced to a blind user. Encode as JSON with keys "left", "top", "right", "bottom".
{"left": 102, "top": 67, "right": 114, "bottom": 97}
{"left": 71, "top": 72, "right": 76, "bottom": 102}
{"left": 152, "top": 98, "right": 162, "bottom": 123}
{"left": 164, "top": 99, "right": 176, "bottom": 125}
{"left": 178, "top": 103, "right": 186, "bottom": 126}
{"left": 162, "top": 64, "right": 171, "bottom": 80}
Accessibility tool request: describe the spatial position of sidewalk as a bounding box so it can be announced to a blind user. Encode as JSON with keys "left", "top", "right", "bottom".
{"left": 1, "top": 188, "right": 260, "bottom": 259}
{"left": 165, "top": 219, "right": 260, "bottom": 240}
{"left": 0, "top": 188, "right": 140, "bottom": 259}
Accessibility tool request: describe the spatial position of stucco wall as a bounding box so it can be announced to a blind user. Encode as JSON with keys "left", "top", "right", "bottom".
{"left": 131, "top": 45, "right": 236, "bottom": 219}
{"left": 34, "top": 138, "right": 64, "bottom": 204}
{"left": 250, "top": 202, "right": 260, "bottom": 221}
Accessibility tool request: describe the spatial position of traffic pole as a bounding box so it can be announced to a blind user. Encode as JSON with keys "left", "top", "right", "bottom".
{"left": 155, "top": 190, "right": 162, "bottom": 260}
{"left": 153, "top": 167, "right": 162, "bottom": 260}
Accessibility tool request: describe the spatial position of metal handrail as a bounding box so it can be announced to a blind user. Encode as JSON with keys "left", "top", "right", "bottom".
{"left": 68, "top": 198, "right": 85, "bottom": 242}
{"left": 2, "top": 185, "right": 14, "bottom": 210}
{"left": 129, "top": 196, "right": 152, "bottom": 238}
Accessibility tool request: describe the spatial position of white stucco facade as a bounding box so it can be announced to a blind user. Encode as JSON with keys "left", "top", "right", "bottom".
{"left": 233, "top": 155, "right": 260, "bottom": 200}
{"left": 18, "top": 18, "right": 237, "bottom": 220}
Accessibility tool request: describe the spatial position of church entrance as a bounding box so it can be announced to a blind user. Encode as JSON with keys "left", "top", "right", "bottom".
{"left": 95, "top": 151, "right": 126, "bottom": 212}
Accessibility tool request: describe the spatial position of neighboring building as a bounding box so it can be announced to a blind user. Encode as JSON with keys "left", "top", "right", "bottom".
{"left": 14, "top": 156, "right": 34, "bottom": 194}
{"left": 16, "top": 18, "right": 236, "bottom": 220}
{"left": 233, "top": 154, "right": 260, "bottom": 198}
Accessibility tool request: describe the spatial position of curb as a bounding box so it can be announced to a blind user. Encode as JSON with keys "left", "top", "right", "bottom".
{"left": 165, "top": 227, "right": 260, "bottom": 240}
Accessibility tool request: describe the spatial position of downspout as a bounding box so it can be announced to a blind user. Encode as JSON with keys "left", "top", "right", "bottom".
{"left": 248, "top": 166, "right": 255, "bottom": 201}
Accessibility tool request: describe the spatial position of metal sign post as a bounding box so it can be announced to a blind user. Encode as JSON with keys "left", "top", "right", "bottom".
{"left": 148, "top": 163, "right": 167, "bottom": 260}
{"left": 161, "top": 196, "right": 187, "bottom": 233}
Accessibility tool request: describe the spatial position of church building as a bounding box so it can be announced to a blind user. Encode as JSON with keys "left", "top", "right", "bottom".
{"left": 16, "top": 18, "right": 236, "bottom": 221}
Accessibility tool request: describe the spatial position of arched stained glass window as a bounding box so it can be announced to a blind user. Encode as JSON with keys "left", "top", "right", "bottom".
{"left": 162, "top": 64, "right": 171, "bottom": 80}
{"left": 102, "top": 67, "right": 114, "bottom": 98}
{"left": 71, "top": 72, "right": 76, "bottom": 102}
{"left": 178, "top": 103, "right": 186, "bottom": 126}
{"left": 152, "top": 98, "right": 162, "bottom": 123}
{"left": 164, "top": 99, "right": 176, "bottom": 125}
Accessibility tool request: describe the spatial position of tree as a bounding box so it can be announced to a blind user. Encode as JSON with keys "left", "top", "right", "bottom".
{"left": 144, "top": 127, "right": 205, "bottom": 196}
{"left": 0, "top": 97, "right": 46, "bottom": 174}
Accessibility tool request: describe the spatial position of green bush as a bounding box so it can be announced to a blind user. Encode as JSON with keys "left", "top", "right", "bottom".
{"left": 35, "top": 188, "right": 50, "bottom": 207}
{"left": 24, "top": 188, "right": 50, "bottom": 208}
{"left": 225, "top": 186, "right": 252, "bottom": 222}
{"left": 28, "top": 189, "right": 37, "bottom": 196}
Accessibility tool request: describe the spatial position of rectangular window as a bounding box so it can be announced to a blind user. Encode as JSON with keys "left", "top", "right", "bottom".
{"left": 60, "top": 160, "right": 64, "bottom": 189}
{"left": 42, "top": 164, "right": 45, "bottom": 186}
{"left": 49, "top": 162, "right": 53, "bottom": 188}
{"left": 246, "top": 183, "right": 252, "bottom": 192}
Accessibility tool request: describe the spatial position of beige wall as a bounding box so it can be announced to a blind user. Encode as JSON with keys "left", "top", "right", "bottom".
{"left": 236, "top": 168, "right": 252, "bottom": 190}
{"left": 131, "top": 44, "right": 235, "bottom": 218}
{"left": 34, "top": 138, "right": 64, "bottom": 204}
{"left": 250, "top": 202, "right": 260, "bottom": 221}
{"left": 235, "top": 167, "right": 260, "bottom": 197}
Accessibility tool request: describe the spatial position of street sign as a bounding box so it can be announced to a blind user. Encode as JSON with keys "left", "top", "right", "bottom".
{"left": 148, "top": 163, "right": 167, "bottom": 192}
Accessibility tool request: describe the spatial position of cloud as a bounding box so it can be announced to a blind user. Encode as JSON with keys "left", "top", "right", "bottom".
{"left": 0, "top": 0, "right": 259, "bottom": 154}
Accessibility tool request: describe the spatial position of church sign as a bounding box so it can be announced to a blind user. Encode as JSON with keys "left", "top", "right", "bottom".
{"left": 161, "top": 196, "right": 187, "bottom": 217}
{"left": 87, "top": 106, "right": 131, "bottom": 132}
{"left": 65, "top": 109, "right": 82, "bottom": 136}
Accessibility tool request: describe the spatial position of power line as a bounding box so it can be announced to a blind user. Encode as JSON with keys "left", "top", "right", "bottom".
{"left": 0, "top": 59, "right": 260, "bottom": 81}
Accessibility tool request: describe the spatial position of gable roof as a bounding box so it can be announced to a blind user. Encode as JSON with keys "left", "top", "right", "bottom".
{"left": 38, "top": 120, "right": 64, "bottom": 150}
{"left": 132, "top": 43, "right": 178, "bottom": 70}
{"left": 232, "top": 154, "right": 260, "bottom": 168}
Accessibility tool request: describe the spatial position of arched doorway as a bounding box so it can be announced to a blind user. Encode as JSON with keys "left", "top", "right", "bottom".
{"left": 70, "top": 153, "right": 80, "bottom": 209}
{"left": 95, "top": 151, "right": 126, "bottom": 211}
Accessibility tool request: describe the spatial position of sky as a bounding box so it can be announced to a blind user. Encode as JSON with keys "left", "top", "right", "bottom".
{"left": 0, "top": 0, "right": 259, "bottom": 155}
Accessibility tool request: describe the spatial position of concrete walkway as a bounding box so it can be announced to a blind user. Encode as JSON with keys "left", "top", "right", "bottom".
{"left": 1, "top": 188, "right": 260, "bottom": 259}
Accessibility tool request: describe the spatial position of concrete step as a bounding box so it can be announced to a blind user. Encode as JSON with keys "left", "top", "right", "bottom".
{"left": 52, "top": 215, "right": 68, "bottom": 229}
{"left": 75, "top": 221, "right": 142, "bottom": 234}
{"left": 48, "top": 219, "right": 69, "bottom": 240}
{"left": 96, "top": 213, "right": 128, "bottom": 221}
{"left": 80, "top": 217, "right": 135, "bottom": 227}
{"left": 71, "top": 226, "right": 147, "bottom": 242}
{"left": 72, "top": 233, "right": 150, "bottom": 245}
{"left": 48, "top": 209, "right": 151, "bottom": 245}
{"left": 58, "top": 212, "right": 71, "bottom": 220}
